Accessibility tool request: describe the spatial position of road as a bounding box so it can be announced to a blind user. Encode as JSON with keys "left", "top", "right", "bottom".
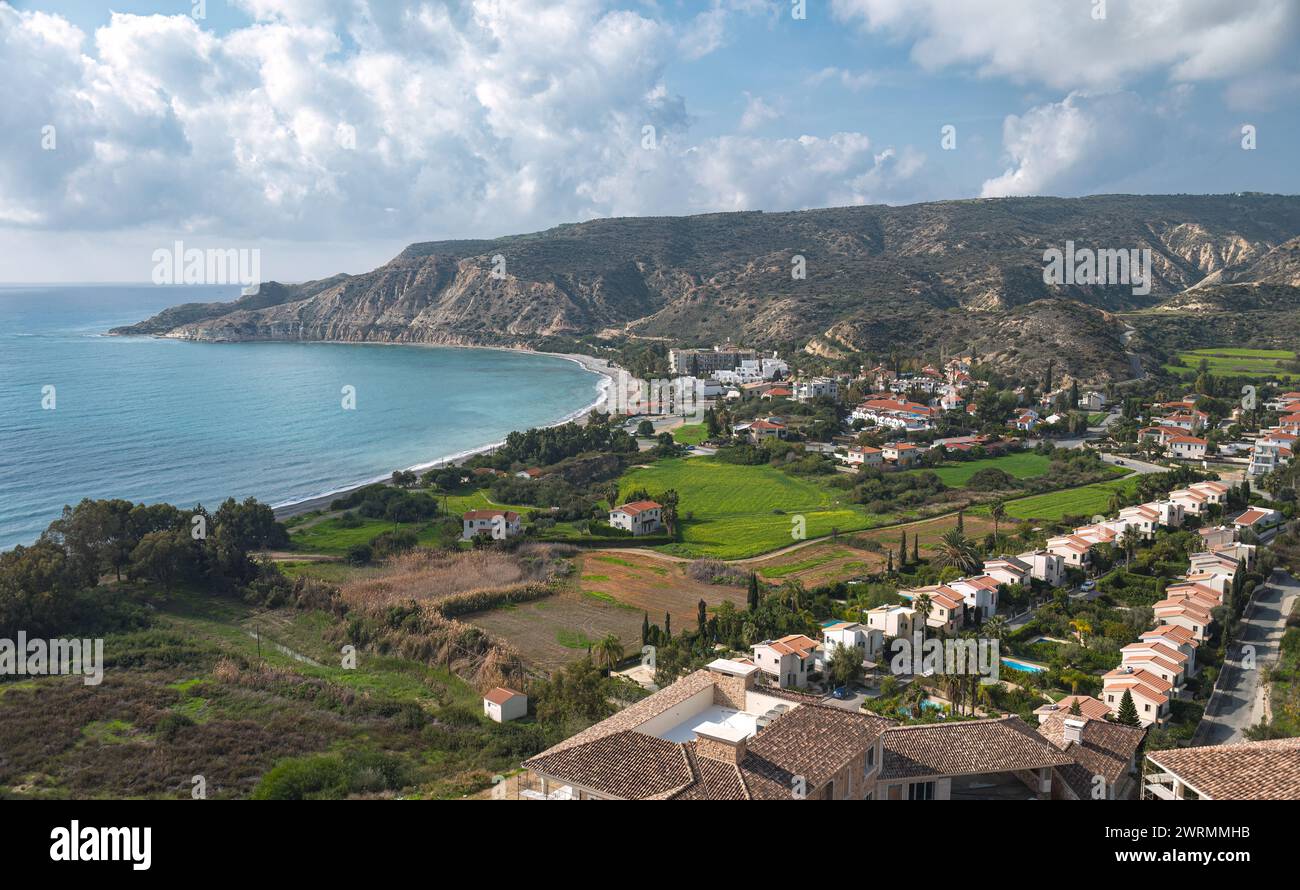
{"left": 1193, "top": 570, "right": 1298, "bottom": 746}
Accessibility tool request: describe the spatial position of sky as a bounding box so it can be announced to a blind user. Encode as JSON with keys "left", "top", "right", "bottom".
{"left": 1, "top": 0, "right": 1298, "bottom": 283}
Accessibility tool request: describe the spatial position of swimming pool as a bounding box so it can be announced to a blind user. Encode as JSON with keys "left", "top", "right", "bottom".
{"left": 1000, "top": 657, "right": 1047, "bottom": 673}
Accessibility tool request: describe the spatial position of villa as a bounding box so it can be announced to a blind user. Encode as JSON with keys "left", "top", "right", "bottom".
{"left": 1165, "top": 435, "right": 1208, "bottom": 460}
{"left": 822, "top": 621, "right": 884, "bottom": 665}
{"left": 843, "top": 445, "right": 884, "bottom": 467}
{"left": 1016, "top": 549, "right": 1066, "bottom": 586}
{"left": 1102, "top": 667, "right": 1172, "bottom": 726}
{"left": 461, "top": 509, "right": 522, "bottom": 541}
{"left": 983, "top": 556, "right": 1031, "bottom": 588}
{"left": 752, "top": 634, "right": 820, "bottom": 689}
{"left": 609, "top": 500, "right": 664, "bottom": 536}
{"left": 865, "top": 604, "right": 916, "bottom": 639}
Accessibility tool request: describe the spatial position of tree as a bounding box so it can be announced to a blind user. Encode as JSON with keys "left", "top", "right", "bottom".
{"left": 913, "top": 592, "right": 933, "bottom": 632}
{"left": 934, "top": 529, "right": 981, "bottom": 575}
{"left": 746, "top": 573, "right": 760, "bottom": 611}
{"left": 636, "top": 420, "right": 655, "bottom": 438}
{"left": 641, "top": 612, "right": 650, "bottom": 645}
{"left": 827, "top": 643, "right": 864, "bottom": 689}
{"left": 989, "top": 501, "right": 1006, "bottom": 543}
{"left": 594, "top": 634, "right": 624, "bottom": 670}
{"left": 129, "top": 529, "right": 188, "bottom": 594}
{"left": 1115, "top": 689, "right": 1140, "bottom": 727}
{"left": 1068, "top": 698, "right": 1083, "bottom": 717}
{"left": 697, "top": 598, "right": 707, "bottom": 632}
{"left": 899, "top": 531, "right": 907, "bottom": 568}
{"left": 956, "top": 510, "right": 964, "bottom": 533}
{"left": 660, "top": 489, "right": 680, "bottom": 536}
{"left": 663, "top": 611, "right": 671, "bottom": 641}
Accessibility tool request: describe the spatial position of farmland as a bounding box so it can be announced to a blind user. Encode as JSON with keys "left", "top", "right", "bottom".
{"left": 910, "top": 452, "right": 1053, "bottom": 487}
{"left": 617, "top": 457, "right": 896, "bottom": 559}
{"left": 1164, "top": 347, "right": 1299, "bottom": 382}
{"left": 1001, "top": 475, "right": 1141, "bottom": 521}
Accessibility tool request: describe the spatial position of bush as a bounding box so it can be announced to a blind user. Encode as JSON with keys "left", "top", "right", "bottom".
{"left": 346, "top": 543, "right": 373, "bottom": 565}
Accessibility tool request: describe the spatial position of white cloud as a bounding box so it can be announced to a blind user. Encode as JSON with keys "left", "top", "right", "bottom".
{"left": 738, "top": 93, "right": 780, "bottom": 131}
{"left": 830, "top": 0, "right": 1300, "bottom": 92}
{"left": 980, "top": 91, "right": 1164, "bottom": 197}
{"left": 0, "top": 0, "right": 925, "bottom": 261}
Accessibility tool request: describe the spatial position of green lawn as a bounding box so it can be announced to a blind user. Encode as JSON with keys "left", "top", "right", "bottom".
{"left": 672, "top": 423, "right": 710, "bottom": 445}
{"left": 288, "top": 516, "right": 445, "bottom": 554}
{"left": 618, "top": 457, "right": 896, "bottom": 558}
{"left": 910, "top": 452, "right": 1054, "bottom": 487}
{"left": 1002, "top": 475, "right": 1141, "bottom": 521}
{"left": 1164, "top": 347, "right": 1298, "bottom": 382}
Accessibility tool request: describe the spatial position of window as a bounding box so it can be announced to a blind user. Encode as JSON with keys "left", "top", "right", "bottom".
{"left": 907, "top": 781, "right": 935, "bottom": 801}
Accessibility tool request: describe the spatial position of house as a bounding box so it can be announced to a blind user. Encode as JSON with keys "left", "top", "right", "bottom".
{"left": 983, "top": 556, "right": 1031, "bottom": 588}
{"left": 461, "top": 509, "right": 522, "bottom": 541}
{"left": 1037, "top": 712, "right": 1146, "bottom": 801}
{"left": 1119, "top": 641, "right": 1188, "bottom": 687}
{"left": 521, "top": 660, "right": 892, "bottom": 800}
{"left": 821, "top": 621, "right": 884, "bottom": 666}
{"left": 843, "top": 445, "right": 883, "bottom": 468}
{"left": 1197, "top": 525, "right": 1238, "bottom": 549}
{"left": 1165, "top": 435, "right": 1207, "bottom": 460}
{"left": 881, "top": 442, "right": 923, "bottom": 467}
{"left": 515, "top": 467, "right": 546, "bottom": 479}
{"left": 1012, "top": 410, "right": 1039, "bottom": 431}
{"left": 1140, "top": 625, "right": 1199, "bottom": 676}
{"left": 852, "top": 398, "right": 935, "bottom": 431}
{"left": 609, "top": 500, "right": 664, "bottom": 536}
{"left": 1017, "top": 550, "right": 1066, "bottom": 587}
{"left": 1152, "top": 598, "right": 1214, "bottom": 642}
{"left": 899, "top": 586, "right": 965, "bottom": 633}
{"left": 761, "top": 385, "right": 793, "bottom": 400}
{"left": 1168, "top": 480, "right": 1229, "bottom": 516}
{"left": 483, "top": 687, "right": 528, "bottom": 723}
{"left": 752, "top": 634, "right": 820, "bottom": 689}
{"left": 736, "top": 417, "right": 787, "bottom": 442}
{"left": 1143, "top": 737, "right": 1300, "bottom": 800}
{"left": 1232, "top": 506, "right": 1283, "bottom": 541}
{"left": 1078, "top": 391, "right": 1108, "bottom": 411}
{"left": 865, "top": 604, "right": 915, "bottom": 639}
{"left": 946, "top": 575, "right": 1002, "bottom": 620}
{"left": 1046, "top": 534, "right": 1093, "bottom": 568}
{"left": 1034, "top": 695, "right": 1111, "bottom": 723}
{"left": 793, "top": 377, "right": 839, "bottom": 403}
{"left": 877, "top": 717, "right": 1075, "bottom": 800}
{"left": 1102, "top": 668, "right": 1172, "bottom": 726}
{"left": 1158, "top": 410, "right": 1207, "bottom": 433}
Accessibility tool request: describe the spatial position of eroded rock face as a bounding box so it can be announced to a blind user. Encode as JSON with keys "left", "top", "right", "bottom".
{"left": 115, "top": 194, "right": 1300, "bottom": 380}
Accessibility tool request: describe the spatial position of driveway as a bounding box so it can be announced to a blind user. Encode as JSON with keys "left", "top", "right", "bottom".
{"left": 1193, "top": 570, "right": 1298, "bottom": 745}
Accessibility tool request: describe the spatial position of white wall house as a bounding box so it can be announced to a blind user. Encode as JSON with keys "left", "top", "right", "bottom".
{"left": 609, "top": 501, "right": 664, "bottom": 536}
{"left": 1017, "top": 550, "right": 1066, "bottom": 587}
{"left": 752, "top": 634, "right": 819, "bottom": 688}
{"left": 462, "top": 510, "right": 522, "bottom": 541}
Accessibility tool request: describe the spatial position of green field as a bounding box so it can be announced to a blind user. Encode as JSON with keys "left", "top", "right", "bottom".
{"left": 1002, "top": 475, "right": 1140, "bottom": 521}
{"left": 672, "top": 423, "right": 710, "bottom": 445}
{"left": 1164, "top": 347, "right": 1299, "bottom": 382}
{"left": 289, "top": 516, "right": 445, "bottom": 554}
{"left": 911, "top": 452, "right": 1054, "bottom": 487}
{"left": 618, "top": 457, "right": 894, "bottom": 559}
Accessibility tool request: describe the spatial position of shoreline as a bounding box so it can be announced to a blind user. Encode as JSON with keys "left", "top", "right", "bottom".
{"left": 270, "top": 346, "right": 620, "bottom": 520}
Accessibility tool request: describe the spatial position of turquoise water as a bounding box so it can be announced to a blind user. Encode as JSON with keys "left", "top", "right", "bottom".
{"left": 0, "top": 284, "right": 603, "bottom": 551}
{"left": 1000, "top": 657, "right": 1047, "bottom": 673}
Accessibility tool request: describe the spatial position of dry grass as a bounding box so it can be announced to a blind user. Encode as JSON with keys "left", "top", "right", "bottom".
{"left": 337, "top": 547, "right": 560, "bottom": 611}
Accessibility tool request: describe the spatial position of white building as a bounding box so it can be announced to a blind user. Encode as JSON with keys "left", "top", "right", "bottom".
{"left": 483, "top": 687, "right": 528, "bottom": 723}
{"left": 1017, "top": 550, "right": 1066, "bottom": 587}
{"left": 793, "top": 377, "right": 839, "bottom": 403}
{"left": 865, "top": 604, "right": 916, "bottom": 639}
{"left": 609, "top": 500, "right": 664, "bottom": 536}
{"left": 462, "top": 510, "right": 522, "bottom": 541}
{"left": 821, "top": 621, "right": 884, "bottom": 666}
{"left": 752, "top": 634, "right": 819, "bottom": 688}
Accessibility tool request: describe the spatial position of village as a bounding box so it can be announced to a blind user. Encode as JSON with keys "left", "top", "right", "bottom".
{"left": 412, "top": 343, "right": 1300, "bottom": 801}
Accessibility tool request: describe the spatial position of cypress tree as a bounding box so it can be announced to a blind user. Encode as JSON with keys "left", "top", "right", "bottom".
{"left": 747, "top": 573, "right": 760, "bottom": 611}
{"left": 641, "top": 612, "right": 650, "bottom": 645}
{"left": 1116, "top": 689, "right": 1140, "bottom": 727}
{"left": 912, "top": 535, "right": 919, "bottom": 563}
{"left": 899, "top": 531, "right": 907, "bottom": 567}
{"left": 887, "top": 550, "right": 894, "bottom": 573}
{"left": 664, "top": 611, "right": 671, "bottom": 641}
{"left": 1068, "top": 698, "right": 1083, "bottom": 716}
{"left": 697, "top": 598, "right": 707, "bottom": 632}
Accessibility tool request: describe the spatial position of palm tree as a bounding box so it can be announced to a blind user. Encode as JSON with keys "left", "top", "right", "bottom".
{"left": 912, "top": 592, "right": 933, "bottom": 632}
{"left": 1118, "top": 525, "right": 1140, "bottom": 567}
{"left": 594, "top": 634, "right": 624, "bottom": 670}
{"left": 990, "top": 500, "right": 1006, "bottom": 544}
{"left": 982, "top": 615, "right": 1009, "bottom": 641}
{"left": 934, "top": 529, "right": 981, "bottom": 575}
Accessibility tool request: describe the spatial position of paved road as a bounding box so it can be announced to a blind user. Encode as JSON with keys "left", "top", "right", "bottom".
{"left": 1194, "top": 570, "right": 1298, "bottom": 745}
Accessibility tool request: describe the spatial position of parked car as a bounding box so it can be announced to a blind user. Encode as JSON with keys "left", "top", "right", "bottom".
{"left": 832, "top": 686, "right": 850, "bottom": 700}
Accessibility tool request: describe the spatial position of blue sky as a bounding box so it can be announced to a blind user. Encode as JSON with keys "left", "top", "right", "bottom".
{"left": 1, "top": 0, "right": 1297, "bottom": 281}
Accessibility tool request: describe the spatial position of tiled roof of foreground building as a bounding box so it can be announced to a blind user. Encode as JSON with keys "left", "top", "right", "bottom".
{"left": 879, "top": 716, "right": 1074, "bottom": 780}
{"left": 1146, "top": 737, "right": 1300, "bottom": 800}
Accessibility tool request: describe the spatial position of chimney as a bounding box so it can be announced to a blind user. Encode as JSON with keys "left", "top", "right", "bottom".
{"left": 707, "top": 658, "right": 757, "bottom": 710}
{"left": 1063, "top": 717, "right": 1086, "bottom": 745}
{"left": 695, "top": 724, "right": 749, "bottom": 765}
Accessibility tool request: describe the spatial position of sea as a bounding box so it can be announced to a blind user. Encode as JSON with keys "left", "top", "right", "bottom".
{"left": 0, "top": 284, "right": 604, "bottom": 551}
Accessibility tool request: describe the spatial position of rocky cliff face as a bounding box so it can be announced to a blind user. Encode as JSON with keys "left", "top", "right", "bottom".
{"left": 114, "top": 194, "right": 1300, "bottom": 380}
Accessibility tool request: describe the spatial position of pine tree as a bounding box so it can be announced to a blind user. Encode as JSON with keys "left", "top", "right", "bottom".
{"left": 1068, "top": 698, "right": 1083, "bottom": 717}
{"left": 1116, "top": 689, "right": 1140, "bottom": 727}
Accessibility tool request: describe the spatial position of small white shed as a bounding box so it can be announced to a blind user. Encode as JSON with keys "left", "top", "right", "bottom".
{"left": 483, "top": 687, "right": 527, "bottom": 723}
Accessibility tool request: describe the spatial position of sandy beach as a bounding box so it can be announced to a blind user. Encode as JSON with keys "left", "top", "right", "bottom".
{"left": 272, "top": 348, "right": 620, "bottom": 520}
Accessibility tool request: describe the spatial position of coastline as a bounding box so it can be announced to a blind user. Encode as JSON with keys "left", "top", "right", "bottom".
{"left": 270, "top": 347, "right": 620, "bottom": 521}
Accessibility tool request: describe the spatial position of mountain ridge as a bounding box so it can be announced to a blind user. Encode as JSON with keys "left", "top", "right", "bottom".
{"left": 112, "top": 194, "right": 1300, "bottom": 382}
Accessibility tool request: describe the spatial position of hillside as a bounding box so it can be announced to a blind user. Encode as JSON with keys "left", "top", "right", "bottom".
{"left": 113, "top": 194, "right": 1300, "bottom": 382}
